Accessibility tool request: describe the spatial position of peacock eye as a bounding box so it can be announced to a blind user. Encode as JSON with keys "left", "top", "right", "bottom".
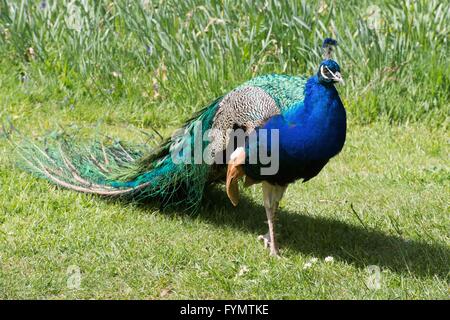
{"left": 320, "top": 65, "right": 333, "bottom": 79}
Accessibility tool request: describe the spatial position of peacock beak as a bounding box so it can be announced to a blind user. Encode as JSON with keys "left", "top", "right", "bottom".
{"left": 333, "top": 72, "right": 344, "bottom": 85}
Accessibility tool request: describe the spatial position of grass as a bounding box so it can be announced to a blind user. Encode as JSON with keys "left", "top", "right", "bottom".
{"left": 0, "top": 0, "right": 448, "bottom": 125}
{"left": 0, "top": 119, "right": 448, "bottom": 299}
{"left": 0, "top": 0, "right": 449, "bottom": 299}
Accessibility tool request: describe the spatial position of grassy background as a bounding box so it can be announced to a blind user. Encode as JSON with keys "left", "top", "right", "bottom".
{"left": 0, "top": 0, "right": 449, "bottom": 299}
{"left": 1, "top": 0, "right": 448, "bottom": 125}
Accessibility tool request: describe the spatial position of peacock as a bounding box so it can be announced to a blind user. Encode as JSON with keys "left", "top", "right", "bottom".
{"left": 14, "top": 38, "right": 346, "bottom": 256}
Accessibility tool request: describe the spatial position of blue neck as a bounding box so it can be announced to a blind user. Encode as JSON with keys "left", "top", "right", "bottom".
{"left": 263, "top": 75, "right": 347, "bottom": 161}
{"left": 285, "top": 75, "right": 339, "bottom": 120}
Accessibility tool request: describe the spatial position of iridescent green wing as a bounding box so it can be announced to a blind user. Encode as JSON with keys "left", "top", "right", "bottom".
{"left": 237, "top": 74, "right": 308, "bottom": 112}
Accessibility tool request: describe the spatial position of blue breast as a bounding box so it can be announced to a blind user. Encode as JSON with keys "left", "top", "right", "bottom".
{"left": 244, "top": 75, "right": 347, "bottom": 184}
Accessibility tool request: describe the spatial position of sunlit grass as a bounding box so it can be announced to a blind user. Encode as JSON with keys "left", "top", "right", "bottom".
{"left": 0, "top": 117, "right": 448, "bottom": 299}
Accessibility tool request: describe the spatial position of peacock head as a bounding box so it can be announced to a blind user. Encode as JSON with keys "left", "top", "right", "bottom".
{"left": 317, "top": 38, "right": 344, "bottom": 85}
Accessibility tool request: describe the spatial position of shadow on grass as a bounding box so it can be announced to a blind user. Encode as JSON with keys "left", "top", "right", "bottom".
{"left": 153, "top": 187, "right": 449, "bottom": 280}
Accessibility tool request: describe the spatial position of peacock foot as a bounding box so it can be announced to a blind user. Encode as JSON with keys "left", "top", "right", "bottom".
{"left": 257, "top": 233, "right": 270, "bottom": 248}
{"left": 257, "top": 233, "right": 280, "bottom": 257}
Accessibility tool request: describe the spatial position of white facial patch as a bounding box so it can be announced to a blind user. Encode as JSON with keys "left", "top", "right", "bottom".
{"left": 320, "top": 65, "right": 330, "bottom": 79}
{"left": 321, "top": 65, "right": 339, "bottom": 80}
{"left": 320, "top": 65, "right": 342, "bottom": 83}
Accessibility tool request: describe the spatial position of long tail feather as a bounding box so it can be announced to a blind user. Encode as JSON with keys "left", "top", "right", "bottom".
{"left": 9, "top": 97, "right": 223, "bottom": 209}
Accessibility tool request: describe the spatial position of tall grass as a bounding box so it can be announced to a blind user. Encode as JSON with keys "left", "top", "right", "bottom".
{"left": 0, "top": 0, "right": 448, "bottom": 125}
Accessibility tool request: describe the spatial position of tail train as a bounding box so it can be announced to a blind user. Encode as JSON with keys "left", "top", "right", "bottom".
{"left": 9, "top": 97, "right": 222, "bottom": 209}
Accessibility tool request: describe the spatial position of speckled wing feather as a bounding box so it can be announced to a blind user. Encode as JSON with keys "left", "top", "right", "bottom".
{"left": 209, "top": 86, "right": 278, "bottom": 156}
{"left": 210, "top": 74, "right": 308, "bottom": 156}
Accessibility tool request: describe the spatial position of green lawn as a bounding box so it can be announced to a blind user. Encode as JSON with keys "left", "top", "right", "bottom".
{"left": 1, "top": 119, "right": 448, "bottom": 299}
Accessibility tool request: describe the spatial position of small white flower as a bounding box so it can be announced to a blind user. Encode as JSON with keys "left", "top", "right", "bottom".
{"left": 310, "top": 257, "right": 318, "bottom": 263}
{"left": 237, "top": 265, "right": 249, "bottom": 277}
{"left": 303, "top": 262, "right": 313, "bottom": 270}
{"left": 325, "top": 256, "right": 334, "bottom": 263}
{"left": 111, "top": 71, "right": 122, "bottom": 78}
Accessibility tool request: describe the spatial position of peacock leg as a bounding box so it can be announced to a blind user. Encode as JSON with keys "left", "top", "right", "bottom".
{"left": 260, "top": 182, "right": 287, "bottom": 257}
